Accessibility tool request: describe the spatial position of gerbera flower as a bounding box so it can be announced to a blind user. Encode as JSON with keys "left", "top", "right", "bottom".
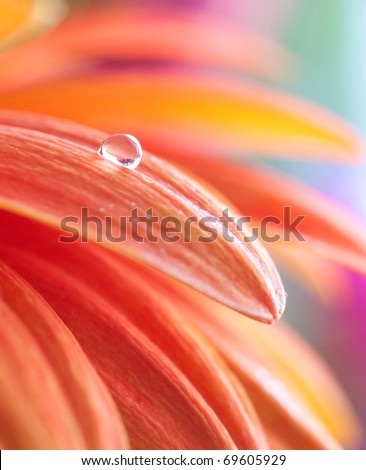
{"left": 0, "top": 0, "right": 363, "bottom": 449}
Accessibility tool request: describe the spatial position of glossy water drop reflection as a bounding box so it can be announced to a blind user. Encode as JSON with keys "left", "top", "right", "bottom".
{"left": 98, "top": 134, "right": 142, "bottom": 170}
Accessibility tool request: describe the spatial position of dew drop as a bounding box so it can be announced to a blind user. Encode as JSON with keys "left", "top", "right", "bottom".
{"left": 98, "top": 134, "right": 142, "bottom": 170}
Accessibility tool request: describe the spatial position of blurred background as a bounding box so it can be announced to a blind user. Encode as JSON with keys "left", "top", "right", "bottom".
{"left": 1, "top": 0, "right": 365, "bottom": 447}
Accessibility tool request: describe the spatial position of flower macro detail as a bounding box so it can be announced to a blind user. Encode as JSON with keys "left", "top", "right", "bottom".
{"left": 0, "top": 0, "right": 364, "bottom": 450}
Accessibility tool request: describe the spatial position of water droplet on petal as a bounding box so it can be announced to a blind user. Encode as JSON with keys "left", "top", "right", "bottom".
{"left": 98, "top": 134, "right": 142, "bottom": 170}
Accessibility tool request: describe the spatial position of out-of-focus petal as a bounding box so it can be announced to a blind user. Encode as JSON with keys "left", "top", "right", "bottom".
{"left": 0, "top": 6, "right": 293, "bottom": 91}
{"left": 0, "top": 112, "right": 285, "bottom": 321}
{"left": 270, "top": 245, "right": 350, "bottom": 303}
{"left": 0, "top": 262, "right": 128, "bottom": 449}
{"left": 0, "top": 72, "right": 361, "bottom": 160}
{"left": 179, "top": 294, "right": 361, "bottom": 448}
{"left": 54, "top": 7, "right": 294, "bottom": 79}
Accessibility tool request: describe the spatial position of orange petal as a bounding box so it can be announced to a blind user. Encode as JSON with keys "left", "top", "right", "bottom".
{"left": 180, "top": 294, "right": 361, "bottom": 448}
{"left": 0, "top": 112, "right": 285, "bottom": 321}
{"left": 0, "top": 261, "right": 128, "bottom": 449}
{"left": 1, "top": 111, "right": 363, "bottom": 288}
{"left": 0, "top": 71, "right": 361, "bottom": 160}
{"left": 0, "top": 211, "right": 248, "bottom": 450}
{"left": 0, "top": 210, "right": 270, "bottom": 449}
{"left": 1, "top": 211, "right": 357, "bottom": 449}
